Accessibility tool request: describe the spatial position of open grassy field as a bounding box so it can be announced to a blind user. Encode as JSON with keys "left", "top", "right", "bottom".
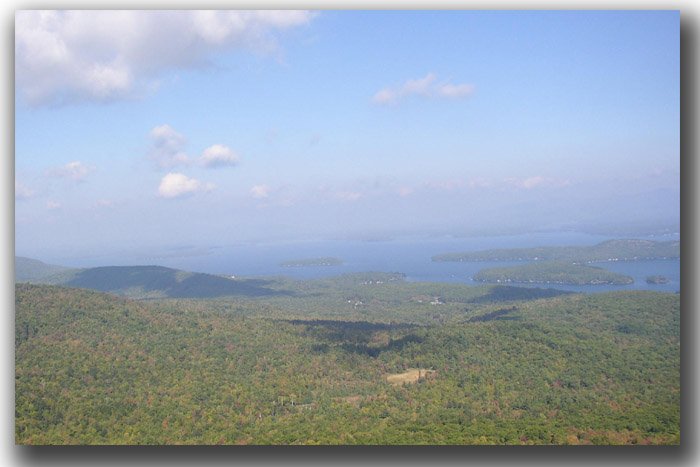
{"left": 386, "top": 369, "right": 436, "bottom": 385}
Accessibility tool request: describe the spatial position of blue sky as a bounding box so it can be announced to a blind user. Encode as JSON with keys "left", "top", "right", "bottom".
{"left": 14, "top": 10, "right": 679, "bottom": 262}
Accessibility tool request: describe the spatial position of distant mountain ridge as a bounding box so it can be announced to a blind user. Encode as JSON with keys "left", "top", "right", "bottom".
{"left": 432, "top": 239, "right": 680, "bottom": 263}
{"left": 15, "top": 257, "right": 77, "bottom": 282}
{"left": 15, "top": 258, "right": 288, "bottom": 299}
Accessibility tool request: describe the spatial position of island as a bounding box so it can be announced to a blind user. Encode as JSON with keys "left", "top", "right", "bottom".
{"left": 280, "top": 257, "right": 343, "bottom": 267}
{"left": 473, "top": 261, "right": 634, "bottom": 285}
{"left": 433, "top": 239, "right": 680, "bottom": 263}
{"left": 646, "top": 275, "right": 669, "bottom": 285}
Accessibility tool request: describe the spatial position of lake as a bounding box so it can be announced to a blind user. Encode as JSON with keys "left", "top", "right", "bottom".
{"left": 127, "top": 231, "right": 681, "bottom": 294}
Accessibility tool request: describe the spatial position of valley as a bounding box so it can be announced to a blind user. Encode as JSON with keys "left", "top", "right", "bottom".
{"left": 15, "top": 264, "right": 680, "bottom": 444}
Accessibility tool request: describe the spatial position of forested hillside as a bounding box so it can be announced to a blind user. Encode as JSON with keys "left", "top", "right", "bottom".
{"left": 15, "top": 256, "right": 77, "bottom": 283}
{"left": 15, "top": 262, "right": 289, "bottom": 299}
{"left": 16, "top": 282, "right": 680, "bottom": 445}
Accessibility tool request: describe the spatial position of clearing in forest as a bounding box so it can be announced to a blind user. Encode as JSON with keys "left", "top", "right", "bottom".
{"left": 386, "top": 368, "right": 435, "bottom": 385}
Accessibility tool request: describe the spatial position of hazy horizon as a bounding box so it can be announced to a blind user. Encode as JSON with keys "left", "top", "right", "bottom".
{"left": 12, "top": 11, "right": 684, "bottom": 447}
{"left": 15, "top": 11, "right": 679, "bottom": 262}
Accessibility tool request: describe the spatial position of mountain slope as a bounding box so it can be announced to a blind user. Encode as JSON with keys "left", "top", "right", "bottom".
{"left": 63, "top": 265, "right": 289, "bottom": 298}
{"left": 433, "top": 239, "right": 680, "bottom": 262}
{"left": 16, "top": 283, "right": 680, "bottom": 445}
{"left": 15, "top": 258, "right": 289, "bottom": 298}
{"left": 15, "top": 257, "right": 77, "bottom": 282}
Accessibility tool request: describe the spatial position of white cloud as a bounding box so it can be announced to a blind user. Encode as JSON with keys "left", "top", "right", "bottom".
{"left": 199, "top": 144, "right": 239, "bottom": 168}
{"left": 402, "top": 73, "right": 437, "bottom": 95}
{"left": 149, "top": 126, "right": 242, "bottom": 169}
{"left": 15, "top": 180, "right": 34, "bottom": 200}
{"left": 16, "top": 10, "right": 317, "bottom": 106}
{"left": 46, "top": 200, "right": 61, "bottom": 210}
{"left": 149, "top": 124, "right": 190, "bottom": 168}
{"left": 436, "top": 83, "right": 475, "bottom": 98}
{"left": 49, "top": 161, "right": 93, "bottom": 181}
{"left": 372, "top": 73, "right": 474, "bottom": 105}
{"left": 372, "top": 88, "right": 398, "bottom": 105}
{"left": 150, "top": 124, "right": 185, "bottom": 144}
{"left": 372, "top": 74, "right": 436, "bottom": 105}
{"left": 250, "top": 184, "right": 271, "bottom": 199}
{"left": 249, "top": 184, "right": 300, "bottom": 207}
{"left": 157, "top": 172, "right": 214, "bottom": 198}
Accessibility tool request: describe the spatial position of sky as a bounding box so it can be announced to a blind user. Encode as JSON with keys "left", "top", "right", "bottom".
{"left": 14, "top": 10, "right": 680, "bottom": 262}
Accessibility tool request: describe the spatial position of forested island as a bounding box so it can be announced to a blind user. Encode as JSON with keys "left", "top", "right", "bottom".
{"left": 646, "top": 275, "right": 669, "bottom": 285}
{"left": 473, "top": 261, "right": 634, "bottom": 286}
{"left": 280, "top": 257, "right": 343, "bottom": 267}
{"left": 15, "top": 260, "right": 679, "bottom": 445}
{"left": 432, "top": 239, "right": 680, "bottom": 263}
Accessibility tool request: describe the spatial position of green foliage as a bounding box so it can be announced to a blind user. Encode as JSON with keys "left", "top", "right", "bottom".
{"left": 47, "top": 265, "right": 290, "bottom": 299}
{"left": 15, "top": 281, "right": 679, "bottom": 445}
{"left": 473, "top": 261, "right": 634, "bottom": 285}
{"left": 469, "top": 285, "right": 572, "bottom": 303}
{"left": 646, "top": 275, "right": 669, "bottom": 284}
{"left": 15, "top": 256, "right": 79, "bottom": 283}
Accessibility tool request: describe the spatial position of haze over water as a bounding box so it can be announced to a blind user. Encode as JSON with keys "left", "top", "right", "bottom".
{"left": 15, "top": 11, "right": 679, "bottom": 265}
{"left": 46, "top": 231, "right": 680, "bottom": 294}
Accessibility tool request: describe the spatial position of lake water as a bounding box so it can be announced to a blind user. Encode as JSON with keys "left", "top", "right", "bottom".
{"left": 130, "top": 231, "right": 681, "bottom": 294}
